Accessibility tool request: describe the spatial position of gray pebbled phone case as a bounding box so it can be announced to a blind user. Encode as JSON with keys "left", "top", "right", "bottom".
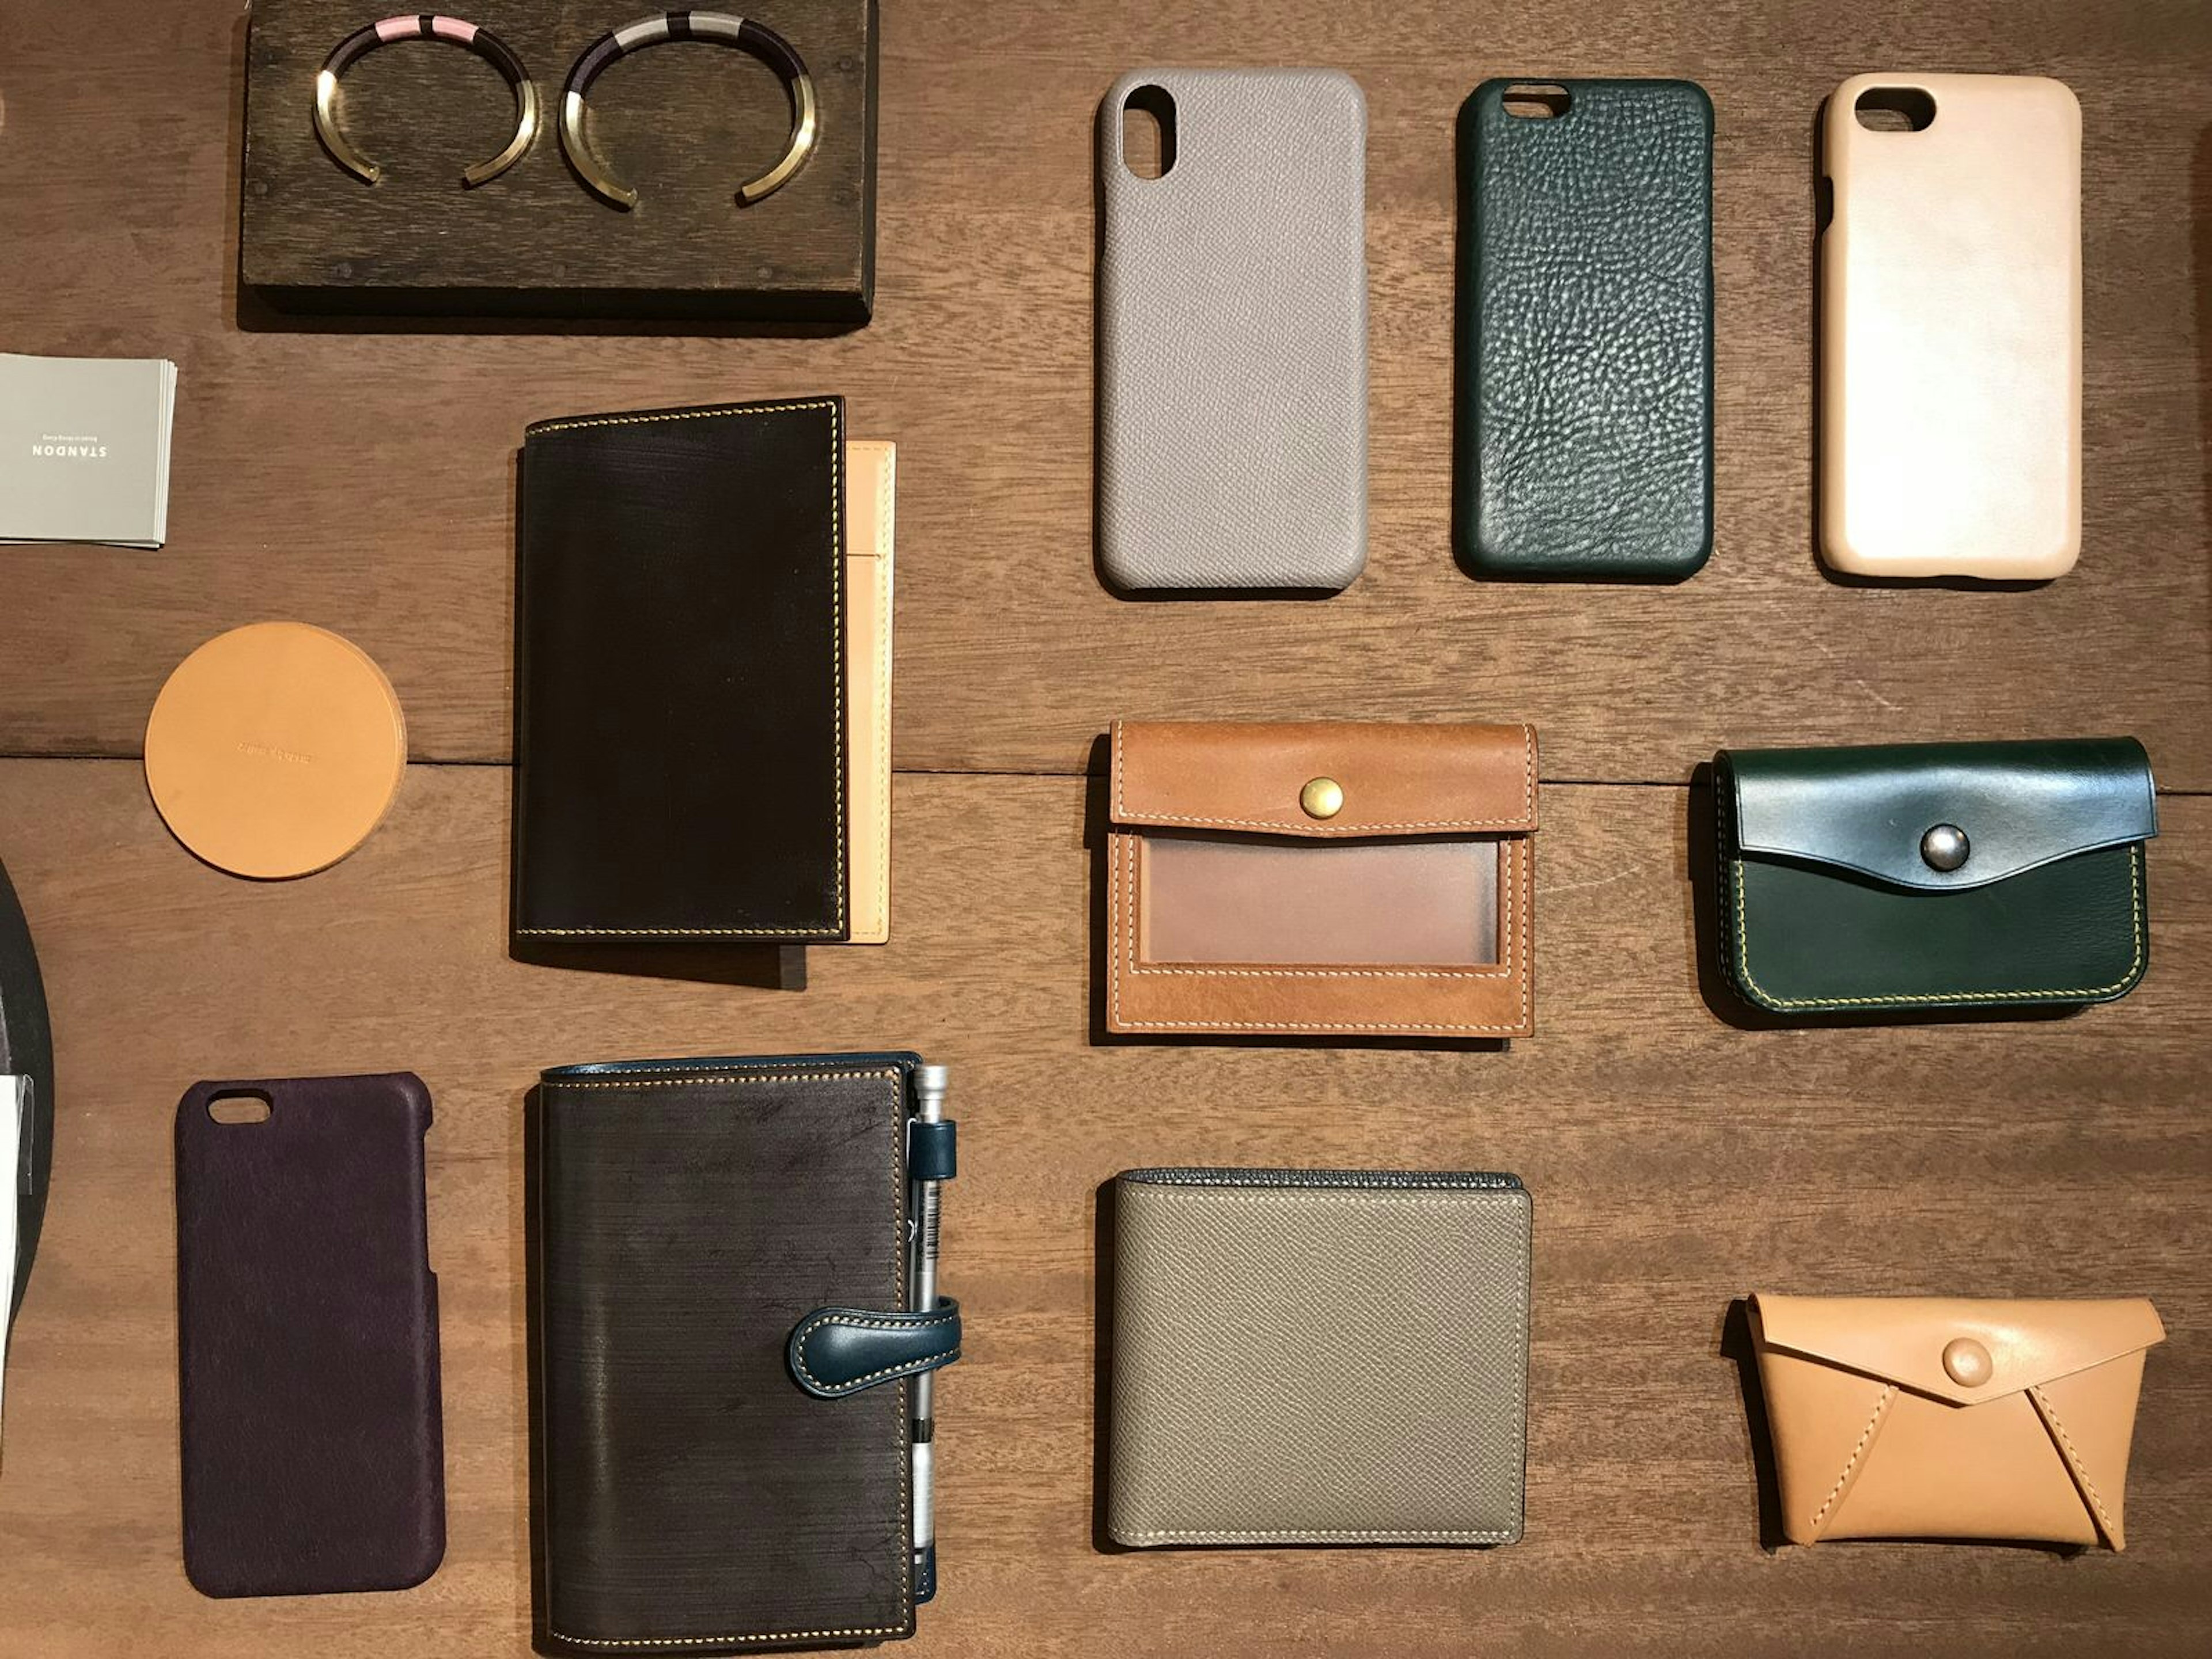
{"left": 1096, "top": 69, "right": 1369, "bottom": 593}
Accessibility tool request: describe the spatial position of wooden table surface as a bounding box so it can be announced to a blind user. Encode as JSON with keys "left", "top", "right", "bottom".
{"left": 2, "top": 1, "right": 2209, "bottom": 1654}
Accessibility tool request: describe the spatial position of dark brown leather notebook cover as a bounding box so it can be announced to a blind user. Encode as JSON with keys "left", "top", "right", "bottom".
{"left": 175, "top": 1072, "right": 444, "bottom": 1598}
{"left": 513, "top": 397, "right": 850, "bottom": 949}
{"left": 532, "top": 1055, "right": 916, "bottom": 1654}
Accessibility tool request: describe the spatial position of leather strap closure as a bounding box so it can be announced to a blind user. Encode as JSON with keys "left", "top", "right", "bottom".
{"left": 787, "top": 1299, "right": 962, "bottom": 1399}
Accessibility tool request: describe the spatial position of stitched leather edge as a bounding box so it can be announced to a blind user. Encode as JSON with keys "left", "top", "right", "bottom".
{"left": 2029, "top": 1383, "right": 2119, "bottom": 1547}
{"left": 1108, "top": 828, "right": 1534, "bottom": 1033}
{"left": 1725, "top": 842, "right": 2146, "bottom": 1010}
{"left": 791, "top": 1306, "right": 961, "bottom": 1396}
{"left": 518, "top": 400, "right": 847, "bottom": 940}
{"left": 1807, "top": 1384, "right": 1893, "bottom": 1539}
{"left": 541, "top": 1065, "right": 910, "bottom": 1647}
{"left": 1109, "top": 719, "right": 1538, "bottom": 834}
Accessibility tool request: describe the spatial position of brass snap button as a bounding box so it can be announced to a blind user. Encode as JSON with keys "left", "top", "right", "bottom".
{"left": 1920, "top": 824, "right": 1970, "bottom": 872}
{"left": 1941, "top": 1336, "right": 1993, "bottom": 1387}
{"left": 1300, "top": 777, "right": 1344, "bottom": 820}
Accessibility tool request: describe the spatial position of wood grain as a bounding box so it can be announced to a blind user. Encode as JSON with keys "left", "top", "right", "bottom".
{"left": 2, "top": 1, "right": 2209, "bottom": 1653}
{"left": 0, "top": 763, "right": 2205, "bottom": 1656}
{"left": 0, "top": 2, "right": 2207, "bottom": 781}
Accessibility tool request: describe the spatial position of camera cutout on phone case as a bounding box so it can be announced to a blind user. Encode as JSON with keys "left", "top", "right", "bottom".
{"left": 1853, "top": 86, "right": 1937, "bottom": 132}
{"left": 1122, "top": 84, "right": 1176, "bottom": 179}
{"left": 207, "top": 1090, "right": 272, "bottom": 1126}
{"left": 1502, "top": 84, "right": 1571, "bottom": 120}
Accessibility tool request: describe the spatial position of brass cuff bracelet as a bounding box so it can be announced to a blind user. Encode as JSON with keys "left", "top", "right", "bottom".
{"left": 560, "top": 11, "right": 819, "bottom": 210}
{"left": 314, "top": 14, "right": 540, "bottom": 188}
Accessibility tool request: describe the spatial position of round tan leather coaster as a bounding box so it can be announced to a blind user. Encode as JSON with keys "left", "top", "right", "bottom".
{"left": 145, "top": 623, "right": 407, "bottom": 880}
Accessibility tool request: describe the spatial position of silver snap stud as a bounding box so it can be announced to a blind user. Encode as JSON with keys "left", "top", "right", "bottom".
{"left": 1921, "top": 824, "right": 1969, "bottom": 872}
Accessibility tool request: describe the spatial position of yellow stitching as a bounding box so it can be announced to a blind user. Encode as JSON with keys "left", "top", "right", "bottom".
{"left": 1112, "top": 832, "right": 1532, "bottom": 1032}
{"left": 1109, "top": 720, "right": 1539, "bottom": 832}
{"left": 551, "top": 1070, "right": 897, "bottom": 1089}
{"left": 521, "top": 398, "right": 846, "bottom": 938}
{"left": 2031, "top": 1384, "right": 2118, "bottom": 1543}
{"left": 1809, "top": 1386, "right": 1892, "bottom": 1533}
{"left": 888, "top": 1073, "right": 911, "bottom": 1624}
{"left": 551, "top": 1628, "right": 904, "bottom": 1648}
{"left": 544, "top": 1064, "right": 911, "bottom": 1647}
{"left": 1729, "top": 843, "right": 2145, "bottom": 1009}
{"left": 1125, "top": 832, "right": 1514, "bottom": 980}
{"left": 831, "top": 415, "right": 847, "bottom": 932}
{"left": 516, "top": 926, "right": 828, "bottom": 937}
{"left": 529, "top": 399, "right": 838, "bottom": 434}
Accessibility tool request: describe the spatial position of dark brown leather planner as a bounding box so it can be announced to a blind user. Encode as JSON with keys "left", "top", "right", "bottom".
{"left": 175, "top": 1072, "right": 444, "bottom": 1598}
{"left": 513, "top": 397, "right": 851, "bottom": 950}
{"left": 532, "top": 1054, "right": 959, "bottom": 1654}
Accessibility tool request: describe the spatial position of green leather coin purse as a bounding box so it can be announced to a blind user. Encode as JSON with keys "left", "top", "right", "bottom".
{"left": 1715, "top": 738, "right": 2156, "bottom": 1017}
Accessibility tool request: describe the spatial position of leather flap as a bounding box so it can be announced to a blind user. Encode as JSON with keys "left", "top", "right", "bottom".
{"left": 1752, "top": 1294, "right": 2165, "bottom": 1406}
{"left": 788, "top": 1300, "right": 962, "bottom": 1399}
{"left": 1111, "top": 720, "right": 1537, "bottom": 839}
{"left": 1724, "top": 738, "right": 2156, "bottom": 891}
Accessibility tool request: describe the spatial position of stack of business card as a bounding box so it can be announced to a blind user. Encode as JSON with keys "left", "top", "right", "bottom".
{"left": 0, "top": 352, "right": 178, "bottom": 548}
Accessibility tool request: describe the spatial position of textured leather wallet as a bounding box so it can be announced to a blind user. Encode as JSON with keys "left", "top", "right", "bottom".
{"left": 1751, "top": 1294, "right": 2165, "bottom": 1548}
{"left": 1456, "top": 78, "right": 1713, "bottom": 580}
{"left": 1105, "top": 719, "right": 1537, "bottom": 1038}
{"left": 1097, "top": 69, "right": 1368, "bottom": 592}
{"left": 514, "top": 398, "right": 853, "bottom": 947}
{"left": 533, "top": 1054, "right": 959, "bottom": 1653}
{"left": 1715, "top": 737, "right": 2156, "bottom": 1016}
{"left": 175, "top": 1073, "right": 444, "bottom": 1597}
{"left": 1108, "top": 1169, "right": 1529, "bottom": 1547}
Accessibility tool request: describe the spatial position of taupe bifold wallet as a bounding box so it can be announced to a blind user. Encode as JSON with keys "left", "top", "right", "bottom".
{"left": 1105, "top": 720, "right": 1538, "bottom": 1039}
{"left": 1750, "top": 1293, "right": 2166, "bottom": 1550}
{"left": 1107, "top": 1169, "right": 1531, "bottom": 1547}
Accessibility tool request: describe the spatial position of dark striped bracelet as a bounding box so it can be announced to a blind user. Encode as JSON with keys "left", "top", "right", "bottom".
{"left": 559, "top": 11, "right": 819, "bottom": 210}
{"left": 313, "top": 14, "right": 540, "bottom": 188}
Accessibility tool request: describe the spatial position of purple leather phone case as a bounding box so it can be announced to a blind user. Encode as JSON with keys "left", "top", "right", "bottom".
{"left": 175, "top": 1071, "right": 444, "bottom": 1598}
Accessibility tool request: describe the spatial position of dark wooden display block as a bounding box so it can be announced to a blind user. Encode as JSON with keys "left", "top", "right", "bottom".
{"left": 240, "top": 0, "right": 876, "bottom": 321}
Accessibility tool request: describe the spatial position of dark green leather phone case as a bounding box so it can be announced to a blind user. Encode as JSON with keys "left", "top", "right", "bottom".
{"left": 1455, "top": 79, "right": 1713, "bottom": 580}
{"left": 1715, "top": 738, "right": 2157, "bottom": 1018}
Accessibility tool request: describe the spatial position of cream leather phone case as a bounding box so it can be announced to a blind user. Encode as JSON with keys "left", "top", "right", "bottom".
{"left": 844, "top": 442, "right": 894, "bottom": 944}
{"left": 1820, "top": 74, "right": 2081, "bottom": 580}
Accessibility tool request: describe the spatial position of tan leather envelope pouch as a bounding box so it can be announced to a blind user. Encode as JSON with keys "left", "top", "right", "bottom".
{"left": 1751, "top": 1294, "right": 2165, "bottom": 1549}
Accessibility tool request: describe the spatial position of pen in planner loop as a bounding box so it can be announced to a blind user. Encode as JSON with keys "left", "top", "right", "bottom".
{"left": 910, "top": 1063, "right": 949, "bottom": 1599}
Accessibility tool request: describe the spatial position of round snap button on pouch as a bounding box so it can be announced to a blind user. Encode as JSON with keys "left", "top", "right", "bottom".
{"left": 144, "top": 622, "right": 407, "bottom": 880}
{"left": 1942, "top": 1335, "right": 1994, "bottom": 1387}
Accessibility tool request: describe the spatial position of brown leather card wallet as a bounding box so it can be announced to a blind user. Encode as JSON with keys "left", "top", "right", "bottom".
{"left": 1750, "top": 1293, "right": 2165, "bottom": 1549}
{"left": 1105, "top": 720, "right": 1537, "bottom": 1038}
{"left": 1108, "top": 1169, "right": 1531, "bottom": 1547}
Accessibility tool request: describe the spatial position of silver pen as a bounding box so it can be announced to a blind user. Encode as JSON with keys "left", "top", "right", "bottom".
{"left": 910, "top": 1063, "right": 949, "bottom": 1590}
